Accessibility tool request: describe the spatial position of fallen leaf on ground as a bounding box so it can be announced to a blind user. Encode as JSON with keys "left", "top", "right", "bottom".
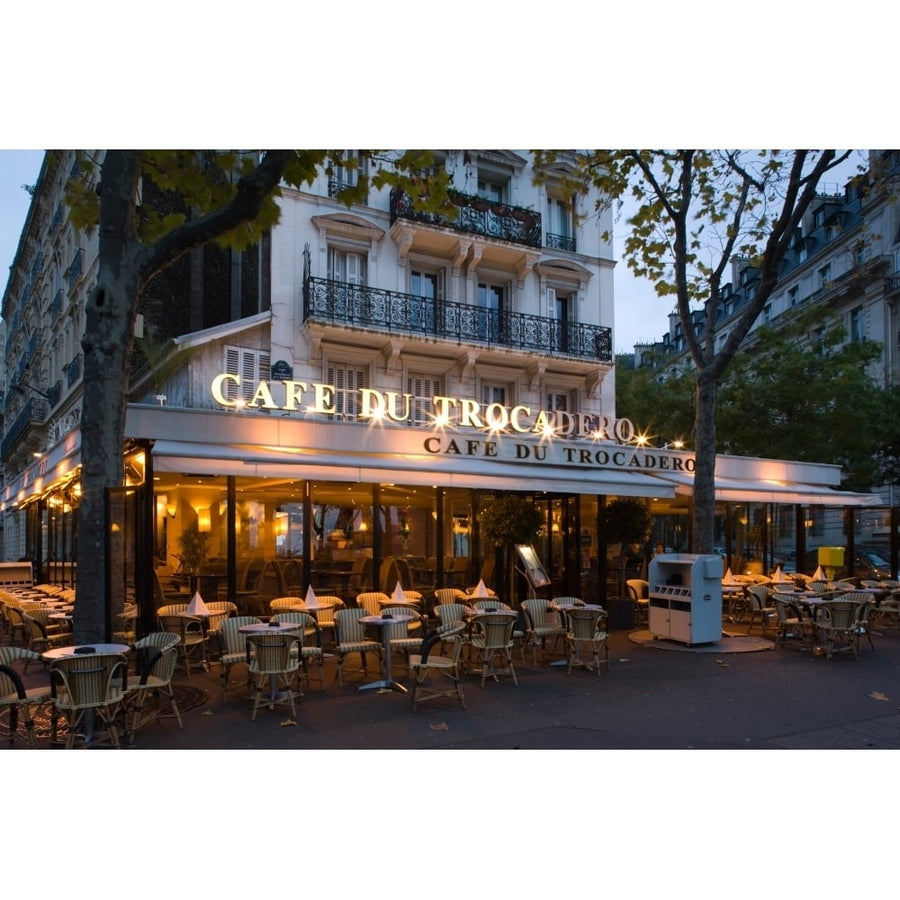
{"left": 280, "top": 718, "right": 297, "bottom": 727}
{"left": 715, "top": 659, "right": 729, "bottom": 666}
{"left": 201, "top": 710, "right": 214, "bottom": 717}
{"left": 866, "top": 691, "right": 890, "bottom": 702}
{"left": 429, "top": 722, "right": 450, "bottom": 731}
{"left": 617, "top": 658, "right": 629, "bottom": 663}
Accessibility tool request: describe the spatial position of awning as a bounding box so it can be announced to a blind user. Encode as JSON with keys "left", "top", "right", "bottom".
{"left": 150, "top": 439, "right": 674, "bottom": 499}
{"left": 650, "top": 470, "right": 881, "bottom": 507}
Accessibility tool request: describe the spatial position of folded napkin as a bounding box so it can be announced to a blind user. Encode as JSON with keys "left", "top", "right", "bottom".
{"left": 392, "top": 582, "right": 406, "bottom": 603}
{"left": 304, "top": 584, "right": 317, "bottom": 605}
{"left": 723, "top": 568, "right": 735, "bottom": 585}
{"left": 812, "top": 566, "right": 826, "bottom": 581}
{"left": 473, "top": 579, "right": 489, "bottom": 598}
{"left": 185, "top": 591, "right": 209, "bottom": 616}
{"left": 772, "top": 566, "right": 785, "bottom": 581}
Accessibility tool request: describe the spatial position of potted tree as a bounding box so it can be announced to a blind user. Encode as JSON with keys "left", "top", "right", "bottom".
{"left": 602, "top": 498, "right": 655, "bottom": 627}
{"left": 175, "top": 519, "right": 211, "bottom": 578}
{"left": 479, "top": 494, "right": 544, "bottom": 603}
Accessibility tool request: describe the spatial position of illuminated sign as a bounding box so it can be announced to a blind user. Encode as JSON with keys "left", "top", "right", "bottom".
{"left": 210, "top": 376, "right": 637, "bottom": 443}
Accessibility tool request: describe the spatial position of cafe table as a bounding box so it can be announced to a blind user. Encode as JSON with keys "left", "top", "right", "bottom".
{"left": 357, "top": 613, "right": 413, "bottom": 693}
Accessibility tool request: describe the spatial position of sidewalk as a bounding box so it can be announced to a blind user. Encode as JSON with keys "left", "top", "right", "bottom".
{"left": 49, "top": 623, "right": 900, "bottom": 751}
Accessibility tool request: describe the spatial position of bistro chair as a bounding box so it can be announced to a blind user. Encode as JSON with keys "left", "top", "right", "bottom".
{"left": 271, "top": 611, "right": 325, "bottom": 692}
{"left": 21, "top": 614, "right": 71, "bottom": 668}
{"left": 522, "top": 597, "right": 567, "bottom": 666}
{"left": 470, "top": 599, "right": 527, "bottom": 666}
{"left": 835, "top": 591, "right": 876, "bottom": 652}
{"left": 334, "top": 607, "right": 383, "bottom": 687}
{"left": 218, "top": 616, "right": 262, "bottom": 702}
{"left": 815, "top": 598, "right": 869, "bottom": 660}
{"left": 0, "top": 647, "right": 53, "bottom": 747}
{"left": 50, "top": 652, "right": 129, "bottom": 750}
{"left": 157, "top": 614, "right": 208, "bottom": 675}
{"left": 246, "top": 632, "right": 302, "bottom": 721}
{"left": 744, "top": 584, "right": 776, "bottom": 637}
{"left": 772, "top": 594, "right": 813, "bottom": 651}
{"left": 468, "top": 612, "right": 518, "bottom": 687}
{"left": 270, "top": 596, "right": 304, "bottom": 615}
{"left": 356, "top": 591, "right": 390, "bottom": 617}
{"left": 124, "top": 632, "right": 183, "bottom": 744}
{"left": 305, "top": 594, "right": 344, "bottom": 648}
{"left": 205, "top": 601, "right": 238, "bottom": 643}
{"left": 563, "top": 606, "right": 609, "bottom": 676}
{"left": 409, "top": 622, "right": 466, "bottom": 712}
{"left": 625, "top": 579, "right": 650, "bottom": 626}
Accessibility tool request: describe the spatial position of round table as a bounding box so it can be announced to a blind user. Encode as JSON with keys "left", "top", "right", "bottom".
{"left": 358, "top": 614, "right": 413, "bottom": 693}
{"left": 41, "top": 642, "right": 130, "bottom": 661}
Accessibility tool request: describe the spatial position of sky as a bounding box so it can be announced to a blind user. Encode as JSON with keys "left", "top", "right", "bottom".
{"left": 0, "top": 148, "right": 672, "bottom": 350}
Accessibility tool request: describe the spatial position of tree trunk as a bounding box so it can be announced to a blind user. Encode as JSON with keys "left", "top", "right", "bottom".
{"left": 691, "top": 367, "right": 718, "bottom": 554}
{"left": 74, "top": 152, "right": 141, "bottom": 643}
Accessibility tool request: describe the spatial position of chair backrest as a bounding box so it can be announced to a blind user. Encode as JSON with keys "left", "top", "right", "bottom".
{"left": 566, "top": 607, "right": 606, "bottom": 639}
{"left": 744, "top": 584, "right": 770, "bottom": 609}
{"left": 157, "top": 603, "right": 188, "bottom": 617}
{"left": 270, "top": 596, "right": 304, "bottom": 613}
{"left": 436, "top": 603, "right": 468, "bottom": 626}
{"left": 272, "top": 611, "right": 319, "bottom": 645}
{"left": 133, "top": 631, "right": 181, "bottom": 653}
{"left": 818, "top": 599, "right": 860, "bottom": 629}
{"left": 434, "top": 588, "right": 466, "bottom": 607}
{"left": 522, "top": 597, "right": 552, "bottom": 627}
{"left": 625, "top": 579, "right": 649, "bottom": 601}
{"left": 50, "top": 653, "right": 127, "bottom": 709}
{"left": 356, "top": 592, "right": 389, "bottom": 617}
{"left": 246, "top": 633, "right": 299, "bottom": 675}
{"left": 158, "top": 614, "right": 204, "bottom": 641}
{"left": 472, "top": 599, "right": 510, "bottom": 611}
{"left": 308, "top": 595, "right": 344, "bottom": 628}
{"left": 552, "top": 596, "right": 583, "bottom": 607}
{"left": 807, "top": 581, "right": 832, "bottom": 594}
{"left": 772, "top": 594, "right": 801, "bottom": 623}
{"left": 219, "top": 616, "right": 262, "bottom": 655}
{"left": 335, "top": 608, "right": 372, "bottom": 644}
{"left": 381, "top": 607, "right": 424, "bottom": 639}
{"left": 0, "top": 645, "right": 42, "bottom": 668}
{"left": 477, "top": 613, "right": 516, "bottom": 650}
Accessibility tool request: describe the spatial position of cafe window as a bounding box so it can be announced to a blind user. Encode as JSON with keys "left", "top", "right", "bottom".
{"left": 224, "top": 345, "right": 271, "bottom": 404}
{"left": 327, "top": 362, "right": 367, "bottom": 420}
{"left": 407, "top": 372, "right": 442, "bottom": 427}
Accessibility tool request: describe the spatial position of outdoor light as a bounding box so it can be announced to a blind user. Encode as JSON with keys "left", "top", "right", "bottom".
{"left": 166, "top": 503, "right": 177, "bottom": 518}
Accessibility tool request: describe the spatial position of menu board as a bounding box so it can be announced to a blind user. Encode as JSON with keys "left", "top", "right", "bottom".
{"left": 515, "top": 544, "right": 551, "bottom": 590}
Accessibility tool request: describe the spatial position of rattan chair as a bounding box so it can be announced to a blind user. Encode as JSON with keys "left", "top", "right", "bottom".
{"left": 306, "top": 594, "right": 344, "bottom": 648}
{"left": 270, "top": 596, "right": 304, "bottom": 615}
{"left": 744, "top": 584, "right": 776, "bottom": 637}
{"left": 334, "top": 608, "right": 382, "bottom": 687}
{"left": 271, "top": 611, "right": 325, "bottom": 692}
{"left": 772, "top": 593, "right": 813, "bottom": 650}
{"left": 468, "top": 612, "right": 518, "bottom": 687}
{"left": 522, "top": 597, "right": 567, "bottom": 666}
{"left": 625, "top": 579, "right": 650, "bottom": 626}
{"left": 356, "top": 591, "right": 390, "bottom": 617}
{"left": 124, "top": 632, "right": 182, "bottom": 743}
{"left": 217, "top": 616, "right": 262, "bottom": 701}
{"left": 815, "top": 598, "right": 869, "bottom": 660}
{"left": 409, "top": 622, "right": 467, "bottom": 711}
{"left": 50, "top": 652, "right": 128, "bottom": 749}
{"left": 157, "top": 614, "right": 208, "bottom": 675}
{"left": 0, "top": 647, "right": 53, "bottom": 747}
{"left": 246, "top": 632, "right": 301, "bottom": 720}
{"left": 381, "top": 606, "right": 426, "bottom": 675}
{"left": 563, "top": 607, "right": 609, "bottom": 676}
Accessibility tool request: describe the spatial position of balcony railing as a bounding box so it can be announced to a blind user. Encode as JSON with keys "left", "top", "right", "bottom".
{"left": 545, "top": 232, "right": 577, "bottom": 252}
{"left": 303, "top": 276, "right": 611, "bottom": 362}
{"left": 65, "top": 249, "right": 83, "bottom": 286}
{"left": 66, "top": 353, "right": 82, "bottom": 388}
{"left": 50, "top": 289, "right": 63, "bottom": 320}
{"left": 390, "top": 188, "right": 543, "bottom": 249}
{"left": 1, "top": 398, "right": 47, "bottom": 460}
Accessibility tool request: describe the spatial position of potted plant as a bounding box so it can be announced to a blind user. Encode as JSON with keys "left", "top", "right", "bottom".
{"left": 602, "top": 497, "right": 654, "bottom": 626}
{"left": 479, "top": 494, "right": 544, "bottom": 601}
{"left": 175, "top": 518, "right": 211, "bottom": 576}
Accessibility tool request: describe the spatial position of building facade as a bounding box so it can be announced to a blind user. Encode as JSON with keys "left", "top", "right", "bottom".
{"left": 1, "top": 150, "right": 882, "bottom": 636}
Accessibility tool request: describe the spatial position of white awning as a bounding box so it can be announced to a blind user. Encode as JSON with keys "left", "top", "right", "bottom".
{"left": 150, "top": 439, "right": 674, "bottom": 499}
{"left": 650, "top": 471, "right": 880, "bottom": 507}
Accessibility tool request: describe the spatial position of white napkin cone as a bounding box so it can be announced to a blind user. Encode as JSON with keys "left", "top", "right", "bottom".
{"left": 185, "top": 591, "right": 209, "bottom": 616}
{"left": 304, "top": 584, "right": 317, "bottom": 605}
{"left": 812, "top": 566, "right": 826, "bottom": 581}
{"left": 723, "top": 567, "right": 735, "bottom": 585}
{"left": 772, "top": 566, "right": 784, "bottom": 581}
{"left": 392, "top": 581, "right": 406, "bottom": 603}
{"left": 473, "top": 579, "right": 489, "bottom": 597}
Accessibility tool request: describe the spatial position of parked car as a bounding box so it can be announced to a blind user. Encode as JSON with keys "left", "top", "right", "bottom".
{"left": 853, "top": 547, "right": 893, "bottom": 581}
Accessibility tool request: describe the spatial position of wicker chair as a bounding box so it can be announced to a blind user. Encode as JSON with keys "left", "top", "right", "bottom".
{"left": 271, "top": 612, "right": 325, "bottom": 692}
{"left": 563, "top": 607, "right": 609, "bottom": 676}
{"left": 409, "top": 622, "right": 467, "bottom": 712}
{"left": 270, "top": 596, "right": 304, "bottom": 615}
{"left": 522, "top": 597, "right": 567, "bottom": 666}
{"left": 217, "top": 616, "right": 262, "bottom": 702}
{"left": 21, "top": 614, "right": 70, "bottom": 669}
{"left": 157, "top": 614, "right": 208, "bottom": 675}
{"left": 470, "top": 599, "right": 527, "bottom": 666}
{"left": 50, "top": 652, "right": 129, "bottom": 749}
{"left": 246, "top": 632, "right": 301, "bottom": 720}
{"left": 204, "top": 601, "right": 238, "bottom": 644}
{"left": 468, "top": 612, "right": 518, "bottom": 687}
{"left": 356, "top": 591, "right": 390, "bottom": 617}
{"left": 744, "top": 584, "right": 776, "bottom": 637}
{"left": 0, "top": 647, "right": 53, "bottom": 747}
{"left": 124, "top": 632, "right": 182, "bottom": 743}
{"left": 334, "top": 608, "right": 382, "bottom": 687}
{"left": 305, "top": 594, "right": 344, "bottom": 648}
{"left": 381, "top": 606, "right": 426, "bottom": 675}
{"left": 815, "top": 598, "right": 869, "bottom": 660}
{"left": 834, "top": 591, "right": 876, "bottom": 653}
{"left": 772, "top": 593, "right": 813, "bottom": 650}
{"left": 625, "top": 579, "right": 650, "bottom": 626}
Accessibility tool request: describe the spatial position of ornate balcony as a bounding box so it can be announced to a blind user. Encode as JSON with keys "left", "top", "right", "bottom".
{"left": 390, "top": 187, "right": 543, "bottom": 249}
{"left": 66, "top": 353, "right": 82, "bottom": 388}
{"left": 1, "top": 398, "right": 47, "bottom": 460}
{"left": 303, "top": 276, "right": 611, "bottom": 363}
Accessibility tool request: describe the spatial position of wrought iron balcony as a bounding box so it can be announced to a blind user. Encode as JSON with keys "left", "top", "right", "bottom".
{"left": 545, "top": 232, "right": 577, "bottom": 252}
{"left": 66, "top": 353, "right": 82, "bottom": 388}
{"left": 390, "top": 187, "right": 543, "bottom": 249}
{"left": 303, "top": 276, "right": 611, "bottom": 362}
{"left": 1, "top": 398, "right": 47, "bottom": 460}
